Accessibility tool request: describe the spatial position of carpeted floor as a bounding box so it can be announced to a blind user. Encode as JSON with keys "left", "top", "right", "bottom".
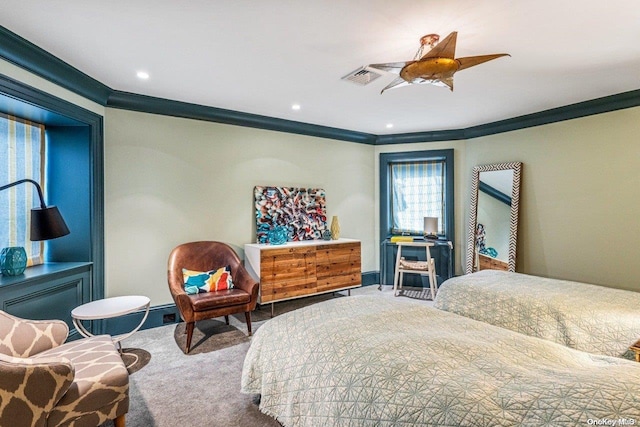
{"left": 103, "top": 285, "right": 432, "bottom": 427}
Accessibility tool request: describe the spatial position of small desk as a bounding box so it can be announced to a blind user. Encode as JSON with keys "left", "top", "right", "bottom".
{"left": 380, "top": 238, "right": 453, "bottom": 288}
{"left": 393, "top": 241, "right": 439, "bottom": 298}
{"left": 71, "top": 295, "right": 150, "bottom": 352}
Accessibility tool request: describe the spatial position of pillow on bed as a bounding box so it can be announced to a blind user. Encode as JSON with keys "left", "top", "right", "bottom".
{"left": 182, "top": 267, "right": 234, "bottom": 294}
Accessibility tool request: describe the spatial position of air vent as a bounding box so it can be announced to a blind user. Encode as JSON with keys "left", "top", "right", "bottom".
{"left": 341, "top": 66, "right": 383, "bottom": 86}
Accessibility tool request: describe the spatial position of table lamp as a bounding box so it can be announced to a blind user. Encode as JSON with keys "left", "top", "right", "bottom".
{"left": 0, "top": 179, "right": 69, "bottom": 275}
{"left": 423, "top": 216, "right": 438, "bottom": 240}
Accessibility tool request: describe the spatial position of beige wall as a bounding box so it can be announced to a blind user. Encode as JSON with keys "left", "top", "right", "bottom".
{"left": 4, "top": 59, "right": 639, "bottom": 299}
{"left": 373, "top": 107, "right": 640, "bottom": 292}
{"left": 104, "top": 109, "right": 375, "bottom": 304}
{"left": 464, "top": 107, "right": 640, "bottom": 291}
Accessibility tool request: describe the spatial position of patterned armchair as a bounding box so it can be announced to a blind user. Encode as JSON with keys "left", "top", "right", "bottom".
{"left": 0, "top": 310, "right": 129, "bottom": 427}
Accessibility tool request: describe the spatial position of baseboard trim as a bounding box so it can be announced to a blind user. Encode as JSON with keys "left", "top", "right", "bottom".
{"left": 361, "top": 271, "right": 379, "bottom": 286}
{"left": 102, "top": 272, "right": 380, "bottom": 334}
{"left": 101, "top": 303, "right": 181, "bottom": 336}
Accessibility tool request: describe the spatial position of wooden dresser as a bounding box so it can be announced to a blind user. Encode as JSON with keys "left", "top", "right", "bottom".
{"left": 478, "top": 253, "right": 509, "bottom": 271}
{"left": 244, "top": 239, "right": 361, "bottom": 307}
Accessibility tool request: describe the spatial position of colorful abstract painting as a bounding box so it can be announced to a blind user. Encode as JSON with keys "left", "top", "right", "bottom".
{"left": 254, "top": 186, "right": 328, "bottom": 243}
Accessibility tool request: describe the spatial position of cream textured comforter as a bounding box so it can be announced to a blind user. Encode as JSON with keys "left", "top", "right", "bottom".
{"left": 434, "top": 270, "right": 640, "bottom": 357}
{"left": 242, "top": 295, "right": 640, "bottom": 427}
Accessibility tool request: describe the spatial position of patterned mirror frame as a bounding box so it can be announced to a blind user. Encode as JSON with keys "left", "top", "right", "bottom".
{"left": 465, "top": 162, "right": 522, "bottom": 274}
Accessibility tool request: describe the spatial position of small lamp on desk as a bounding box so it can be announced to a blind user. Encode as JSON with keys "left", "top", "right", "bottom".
{"left": 0, "top": 179, "right": 70, "bottom": 276}
{"left": 423, "top": 217, "right": 438, "bottom": 240}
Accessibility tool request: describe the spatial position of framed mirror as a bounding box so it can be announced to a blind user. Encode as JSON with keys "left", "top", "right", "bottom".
{"left": 465, "top": 162, "right": 522, "bottom": 274}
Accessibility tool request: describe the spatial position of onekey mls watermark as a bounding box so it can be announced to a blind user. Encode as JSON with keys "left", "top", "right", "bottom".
{"left": 587, "top": 419, "right": 636, "bottom": 426}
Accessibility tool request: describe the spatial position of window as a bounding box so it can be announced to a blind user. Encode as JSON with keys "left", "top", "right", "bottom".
{"left": 390, "top": 160, "right": 445, "bottom": 235}
{"left": 0, "top": 113, "right": 45, "bottom": 266}
{"left": 380, "top": 149, "right": 454, "bottom": 241}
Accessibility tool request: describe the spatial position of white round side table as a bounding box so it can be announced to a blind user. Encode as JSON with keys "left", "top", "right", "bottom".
{"left": 71, "top": 295, "right": 151, "bottom": 352}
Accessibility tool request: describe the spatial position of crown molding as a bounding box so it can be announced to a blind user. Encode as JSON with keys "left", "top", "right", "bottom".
{"left": 0, "top": 26, "right": 111, "bottom": 105}
{"left": 106, "top": 90, "right": 377, "bottom": 144}
{"left": 377, "top": 89, "right": 640, "bottom": 144}
{"left": 1, "top": 25, "right": 639, "bottom": 146}
{"left": 464, "top": 89, "right": 640, "bottom": 140}
{"left": 375, "top": 129, "right": 466, "bottom": 145}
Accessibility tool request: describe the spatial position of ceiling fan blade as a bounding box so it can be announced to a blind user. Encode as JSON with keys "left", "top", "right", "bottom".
{"left": 413, "top": 78, "right": 454, "bottom": 91}
{"left": 457, "top": 54, "right": 510, "bottom": 71}
{"left": 380, "top": 76, "right": 411, "bottom": 93}
{"left": 439, "top": 77, "right": 454, "bottom": 91}
{"left": 368, "top": 62, "right": 409, "bottom": 75}
{"left": 420, "top": 31, "right": 457, "bottom": 60}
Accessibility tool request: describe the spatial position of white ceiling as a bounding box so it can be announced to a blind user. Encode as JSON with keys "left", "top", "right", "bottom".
{"left": 2, "top": 1, "right": 639, "bottom": 135}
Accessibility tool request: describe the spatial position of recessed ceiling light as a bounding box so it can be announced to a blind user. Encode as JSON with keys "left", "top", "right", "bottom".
{"left": 136, "top": 71, "right": 150, "bottom": 80}
{"left": 386, "top": 123, "right": 394, "bottom": 129}
{"left": 291, "top": 104, "right": 301, "bottom": 111}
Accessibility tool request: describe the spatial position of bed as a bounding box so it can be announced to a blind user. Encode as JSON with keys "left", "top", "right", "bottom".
{"left": 241, "top": 295, "right": 640, "bottom": 427}
{"left": 434, "top": 270, "right": 640, "bottom": 358}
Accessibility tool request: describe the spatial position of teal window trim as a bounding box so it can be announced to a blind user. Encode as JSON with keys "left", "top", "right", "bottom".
{"left": 379, "top": 149, "right": 454, "bottom": 243}
{"left": 0, "top": 73, "right": 104, "bottom": 301}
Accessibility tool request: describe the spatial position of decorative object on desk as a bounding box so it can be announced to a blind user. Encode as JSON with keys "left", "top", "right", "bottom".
{"left": 390, "top": 236, "right": 413, "bottom": 243}
{"left": 254, "top": 186, "right": 326, "bottom": 243}
{"left": 0, "top": 246, "right": 28, "bottom": 276}
{"left": 267, "top": 225, "right": 289, "bottom": 245}
{"left": 423, "top": 217, "right": 438, "bottom": 239}
{"left": 322, "top": 229, "right": 332, "bottom": 240}
{"left": 330, "top": 216, "right": 340, "bottom": 240}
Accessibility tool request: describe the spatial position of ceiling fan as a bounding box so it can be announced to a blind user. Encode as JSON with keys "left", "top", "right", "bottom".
{"left": 369, "top": 31, "right": 509, "bottom": 93}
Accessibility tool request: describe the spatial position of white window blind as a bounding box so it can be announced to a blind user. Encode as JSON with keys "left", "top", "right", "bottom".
{"left": 390, "top": 160, "right": 445, "bottom": 235}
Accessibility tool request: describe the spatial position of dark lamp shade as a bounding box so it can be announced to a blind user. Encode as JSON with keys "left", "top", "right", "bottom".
{"left": 30, "top": 206, "right": 70, "bottom": 241}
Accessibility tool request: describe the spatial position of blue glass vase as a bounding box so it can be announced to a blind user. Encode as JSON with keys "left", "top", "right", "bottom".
{"left": 267, "top": 226, "right": 288, "bottom": 245}
{"left": 0, "top": 247, "right": 28, "bottom": 276}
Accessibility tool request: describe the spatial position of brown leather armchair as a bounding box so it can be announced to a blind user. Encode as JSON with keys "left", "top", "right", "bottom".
{"left": 167, "top": 241, "right": 259, "bottom": 353}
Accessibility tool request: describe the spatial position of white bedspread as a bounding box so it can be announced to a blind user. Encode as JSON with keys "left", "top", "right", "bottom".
{"left": 242, "top": 295, "right": 640, "bottom": 427}
{"left": 434, "top": 270, "right": 640, "bottom": 357}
